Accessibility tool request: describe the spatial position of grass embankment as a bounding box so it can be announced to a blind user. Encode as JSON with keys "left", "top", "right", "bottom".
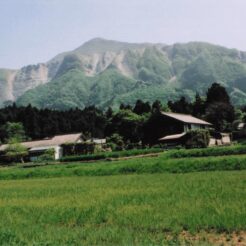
{"left": 59, "top": 144, "right": 246, "bottom": 163}
{"left": 0, "top": 171, "right": 245, "bottom": 245}
{"left": 1, "top": 153, "right": 246, "bottom": 180}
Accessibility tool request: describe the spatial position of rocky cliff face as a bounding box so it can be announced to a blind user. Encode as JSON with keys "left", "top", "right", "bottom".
{"left": 0, "top": 38, "right": 151, "bottom": 106}
{"left": 0, "top": 64, "right": 51, "bottom": 105}
{"left": 0, "top": 69, "right": 17, "bottom": 104}
{"left": 13, "top": 63, "right": 51, "bottom": 99}
{"left": 47, "top": 38, "right": 151, "bottom": 78}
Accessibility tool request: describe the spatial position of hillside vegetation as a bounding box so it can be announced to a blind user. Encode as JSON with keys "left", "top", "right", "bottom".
{"left": 1, "top": 38, "right": 245, "bottom": 109}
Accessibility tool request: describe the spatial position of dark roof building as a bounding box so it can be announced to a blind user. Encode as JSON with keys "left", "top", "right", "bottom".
{"left": 143, "top": 111, "right": 212, "bottom": 145}
{"left": 160, "top": 112, "right": 212, "bottom": 126}
{"left": 158, "top": 112, "right": 212, "bottom": 144}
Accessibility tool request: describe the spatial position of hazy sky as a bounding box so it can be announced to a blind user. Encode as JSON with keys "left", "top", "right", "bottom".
{"left": 1, "top": 0, "right": 246, "bottom": 69}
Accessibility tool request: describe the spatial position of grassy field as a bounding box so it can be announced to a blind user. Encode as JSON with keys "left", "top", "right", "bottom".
{"left": 0, "top": 171, "right": 245, "bottom": 245}
{"left": 1, "top": 146, "right": 246, "bottom": 244}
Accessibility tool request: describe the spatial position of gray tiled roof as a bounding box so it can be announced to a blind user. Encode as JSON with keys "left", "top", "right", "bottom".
{"left": 161, "top": 112, "right": 212, "bottom": 125}
{"left": 0, "top": 133, "right": 83, "bottom": 151}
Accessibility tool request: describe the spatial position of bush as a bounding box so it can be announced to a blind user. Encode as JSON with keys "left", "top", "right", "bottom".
{"left": 61, "top": 142, "right": 95, "bottom": 156}
{"left": 125, "top": 141, "right": 142, "bottom": 150}
{"left": 165, "top": 144, "right": 246, "bottom": 159}
{"left": 5, "top": 139, "right": 28, "bottom": 163}
{"left": 60, "top": 148, "right": 162, "bottom": 162}
{"left": 184, "top": 129, "right": 210, "bottom": 149}
{"left": 106, "top": 134, "right": 124, "bottom": 151}
{"left": 34, "top": 149, "right": 55, "bottom": 163}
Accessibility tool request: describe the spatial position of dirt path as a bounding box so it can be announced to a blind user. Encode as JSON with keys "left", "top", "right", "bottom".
{"left": 106, "top": 152, "right": 160, "bottom": 161}
{"left": 167, "top": 230, "right": 246, "bottom": 245}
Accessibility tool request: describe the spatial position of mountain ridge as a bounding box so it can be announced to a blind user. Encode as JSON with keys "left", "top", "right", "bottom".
{"left": 1, "top": 38, "right": 246, "bottom": 109}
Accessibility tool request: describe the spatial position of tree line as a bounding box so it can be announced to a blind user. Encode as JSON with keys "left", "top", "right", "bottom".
{"left": 0, "top": 83, "right": 244, "bottom": 147}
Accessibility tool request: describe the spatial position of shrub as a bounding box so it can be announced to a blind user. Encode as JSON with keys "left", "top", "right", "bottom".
{"left": 5, "top": 139, "right": 28, "bottom": 163}
{"left": 60, "top": 148, "right": 162, "bottom": 162}
{"left": 34, "top": 149, "right": 55, "bottom": 163}
{"left": 61, "top": 142, "right": 95, "bottom": 156}
{"left": 165, "top": 144, "right": 246, "bottom": 159}
{"left": 106, "top": 134, "right": 124, "bottom": 151}
{"left": 184, "top": 129, "right": 210, "bottom": 149}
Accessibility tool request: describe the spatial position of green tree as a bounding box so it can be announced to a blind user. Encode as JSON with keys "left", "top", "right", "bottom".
{"left": 36, "top": 148, "right": 55, "bottom": 163}
{"left": 3, "top": 122, "right": 28, "bottom": 163}
{"left": 107, "top": 133, "right": 124, "bottom": 151}
{"left": 4, "top": 122, "right": 26, "bottom": 142}
{"left": 5, "top": 138, "right": 28, "bottom": 163}
{"left": 205, "top": 102, "right": 235, "bottom": 131}
{"left": 192, "top": 93, "right": 205, "bottom": 117}
{"left": 106, "top": 110, "right": 146, "bottom": 143}
{"left": 133, "top": 100, "right": 151, "bottom": 115}
{"left": 205, "top": 83, "right": 235, "bottom": 131}
{"left": 185, "top": 129, "right": 210, "bottom": 149}
{"left": 168, "top": 96, "right": 192, "bottom": 114}
{"left": 206, "top": 83, "right": 230, "bottom": 104}
{"left": 151, "top": 100, "right": 162, "bottom": 113}
{"left": 106, "top": 107, "right": 113, "bottom": 119}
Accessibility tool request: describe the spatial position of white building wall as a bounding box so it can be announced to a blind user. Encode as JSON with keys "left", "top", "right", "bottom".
{"left": 221, "top": 134, "right": 231, "bottom": 145}
{"left": 54, "top": 146, "right": 63, "bottom": 160}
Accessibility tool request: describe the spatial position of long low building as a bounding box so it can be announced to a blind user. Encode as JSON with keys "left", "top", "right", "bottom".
{"left": 0, "top": 133, "right": 106, "bottom": 161}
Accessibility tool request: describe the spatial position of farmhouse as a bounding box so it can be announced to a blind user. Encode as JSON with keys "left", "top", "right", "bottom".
{"left": 158, "top": 112, "right": 211, "bottom": 144}
{"left": 0, "top": 133, "right": 106, "bottom": 161}
{"left": 144, "top": 112, "right": 231, "bottom": 146}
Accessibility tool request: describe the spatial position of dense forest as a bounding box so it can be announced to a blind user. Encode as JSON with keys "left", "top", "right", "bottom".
{"left": 0, "top": 83, "right": 244, "bottom": 146}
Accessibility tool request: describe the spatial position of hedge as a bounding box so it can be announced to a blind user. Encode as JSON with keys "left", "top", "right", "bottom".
{"left": 165, "top": 144, "right": 246, "bottom": 158}
{"left": 60, "top": 148, "right": 162, "bottom": 162}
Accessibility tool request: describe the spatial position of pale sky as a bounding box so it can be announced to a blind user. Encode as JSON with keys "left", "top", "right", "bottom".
{"left": 1, "top": 0, "right": 246, "bottom": 69}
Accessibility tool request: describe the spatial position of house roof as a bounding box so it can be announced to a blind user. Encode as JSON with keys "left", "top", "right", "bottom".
{"left": 0, "top": 133, "right": 83, "bottom": 151}
{"left": 159, "top": 132, "right": 186, "bottom": 141}
{"left": 161, "top": 112, "right": 212, "bottom": 125}
{"left": 50, "top": 133, "right": 83, "bottom": 145}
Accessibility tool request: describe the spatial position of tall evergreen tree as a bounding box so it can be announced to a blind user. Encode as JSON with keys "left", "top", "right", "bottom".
{"left": 168, "top": 96, "right": 192, "bottom": 114}
{"left": 152, "top": 100, "right": 162, "bottom": 113}
{"left": 192, "top": 93, "right": 205, "bottom": 117}
{"left": 133, "top": 100, "right": 151, "bottom": 115}
{"left": 206, "top": 83, "right": 230, "bottom": 104}
{"left": 205, "top": 83, "right": 235, "bottom": 131}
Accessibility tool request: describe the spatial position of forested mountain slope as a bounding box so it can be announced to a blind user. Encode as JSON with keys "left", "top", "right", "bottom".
{"left": 1, "top": 38, "right": 246, "bottom": 109}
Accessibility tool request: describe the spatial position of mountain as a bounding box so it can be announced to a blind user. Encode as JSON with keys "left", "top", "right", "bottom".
{"left": 1, "top": 38, "right": 246, "bottom": 109}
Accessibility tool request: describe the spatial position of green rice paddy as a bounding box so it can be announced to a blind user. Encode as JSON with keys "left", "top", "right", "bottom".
{"left": 0, "top": 147, "right": 246, "bottom": 245}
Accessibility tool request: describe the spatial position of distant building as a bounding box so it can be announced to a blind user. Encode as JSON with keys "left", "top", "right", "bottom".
{"left": 88, "top": 138, "right": 107, "bottom": 144}
{"left": 209, "top": 133, "right": 231, "bottom": 146}
{"left": 156, "top": 112, "right": 211, "bottom": 144}
{"left": 0, "top": 133, "right": 85, "bottom": 161}
{"left": 156, "top": 112, "right": 232, "bottom": 146}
